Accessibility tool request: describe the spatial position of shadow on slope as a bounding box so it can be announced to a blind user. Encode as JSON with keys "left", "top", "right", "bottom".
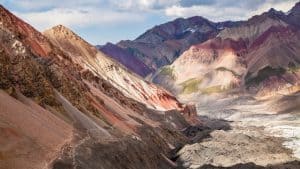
{"left": 182, "top": 116, "right": 232, "bottom": 143}
{"left": 198, "top": 160, "right": 300, "bottom": 169}
{"left": 276, "top": 91, "right": 300, "bottom": 114}
{"left": 170, "top": 117, "right": 232, "bottom": 164}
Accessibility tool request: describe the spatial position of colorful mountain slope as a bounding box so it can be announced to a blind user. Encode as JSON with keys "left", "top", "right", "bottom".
{"left": 97, "top": 43, "right": 152, "bottom": 77}
{"left": 44, "top": 25, "right": 182, "bottom": 111}
{"left": 152, "top": 5, "right": 300, "bottom": 100}
{"left": 0, "top": 5, "right": 197, "bottom": 169}
{"left": 98, "top": 16, "right": 240, "bottom": 76}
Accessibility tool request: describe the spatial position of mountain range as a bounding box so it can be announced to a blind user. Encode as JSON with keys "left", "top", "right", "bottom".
{"left": 149, "top": 3, "right": 300, "bottom": 101}
{"left": 0, "top": 1, "right": 300, "bottom": 169}
{"left": 99, "top": 4, "right": 300, "bottom": 101}
{"left": 98, "top": 16, "right": 240, "bottom": 77}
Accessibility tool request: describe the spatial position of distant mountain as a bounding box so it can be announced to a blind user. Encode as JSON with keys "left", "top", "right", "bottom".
{"left": 287, "top": 1, "right": 300, "bottom": 27}
{"left": 151, "top": 5, "right": 300, "bottom": 100}
{"left": 217, "top": 8, "right": 288, "bottom": 42}
{"left": 0, "top": 5, "right": 197, "bottom": 169}
{"left": 96, "top": 43, "right": 152, "bottom": 77}
{"left": 98, "top": 16, "right": 240, "bottom": 77}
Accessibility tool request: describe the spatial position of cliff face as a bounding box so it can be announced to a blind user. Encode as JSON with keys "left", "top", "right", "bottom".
{"left": 151, "top": 6, "right": 300, "bottom": 100}
{"left": 0, "top": 5, "right": 197, "bottom": 169}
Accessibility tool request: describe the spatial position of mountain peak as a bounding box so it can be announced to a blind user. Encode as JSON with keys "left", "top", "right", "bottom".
{"left": 0, "top": 4, "right": 16, "bottom": 24}
{"left": 265, "top": 7, "right": 285, "bottom": 17}
{"left": 268, "top": 8, "right": 277, "bottom": 12}
{"left": 0, "top": 4, "right": 5, "bottom": 10}
{"left": 290, "top": 1, "right": 300, "bottom": 12}
{"left": 44, "top": 24, "right": 82, "bottom": 41}
{"left": 52, "top": 24, "right": 69, "bottom": 30}
{"left": 0, "top": 4, "right": 8, "bottom": 12}
{"left": 48, "top": 24, "right": 74, "bottom": 35}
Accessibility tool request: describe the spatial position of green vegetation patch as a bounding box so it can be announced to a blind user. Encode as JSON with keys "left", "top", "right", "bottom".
{"left": 287, "top": 64, "right": 300, "bottom": 73}
{"left": 200, "top": 85, "right": 226, "bottom": 95}
{"left": 180, "top": 78, "right": 202, "bottom": 94}
{"left": 216, "top": 67, "right": 241, "bottom": 77}
{"left": 159, "top": 66, "right": 176, "bottom": 79}
{"left": 245, "top": 66, "right": 286, "bottom": 87}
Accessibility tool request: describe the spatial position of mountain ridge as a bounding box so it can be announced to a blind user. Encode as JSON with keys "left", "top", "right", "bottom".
{"left": 151, "top": 4, "right": 300, "bottom": 101}
{"left": 44, "top": 24, "right": 184, "bottom": 111}
{"left": 98, "top": 15, "right": 241, "bottom": 76}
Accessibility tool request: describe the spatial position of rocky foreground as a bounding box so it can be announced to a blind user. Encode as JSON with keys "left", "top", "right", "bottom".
{"left": 173, "top": 93, "right": 300, "bottom": 169}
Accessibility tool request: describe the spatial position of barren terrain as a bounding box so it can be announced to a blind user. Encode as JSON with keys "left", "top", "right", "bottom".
{"left": 176, "top": 93, "right": 300, "bottom": 168}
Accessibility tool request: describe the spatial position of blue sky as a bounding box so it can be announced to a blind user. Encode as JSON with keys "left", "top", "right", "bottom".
{"left": 0, "top": 0, "right": 298, "bottom": 45}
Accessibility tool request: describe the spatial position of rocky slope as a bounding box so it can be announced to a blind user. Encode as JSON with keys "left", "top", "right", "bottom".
{"left": 98, "top": 17, "right": 240, "bottom": 76}
{"left": 152, "top": 4, "right": 300, "bottom": 101}
{"left": 176, "top": 94, "right": 300, "bottom": 169}
{"left": 0, "top": 5, "right": 199, "bottom": 169}
{"left": 44, "top": 25, "right": 183, "bottom": 111}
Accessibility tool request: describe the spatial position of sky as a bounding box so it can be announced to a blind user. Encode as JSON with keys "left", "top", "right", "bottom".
{"left": 0, "top": 0, "right": 298, "bottom": 45}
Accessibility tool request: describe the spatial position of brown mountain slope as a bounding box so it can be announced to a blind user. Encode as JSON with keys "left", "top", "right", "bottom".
{"left": 0, "top": 90, "right": 72, "bottom": 169}
{"left": 0, "top": 5, "right": 197, "bottom": 169}
{"left": 44, "top": 25, "right": 182, "bottom": 111}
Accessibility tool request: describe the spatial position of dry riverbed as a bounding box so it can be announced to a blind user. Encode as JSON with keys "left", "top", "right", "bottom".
{"left": 175, "top": 93, "right": 300, "bottom": 169}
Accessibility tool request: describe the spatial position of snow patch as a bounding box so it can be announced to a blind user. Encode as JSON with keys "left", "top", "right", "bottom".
{"left": 217, "top": 26, "right": 224, "bottom": 30}
{"left": 184, "top": 27, "right": 196, "bottom": 33}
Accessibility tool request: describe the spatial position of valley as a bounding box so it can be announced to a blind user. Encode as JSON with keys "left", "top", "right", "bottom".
{"left": 175, "top": 93, "right": 300, "bottom": 168}
{"left": 0, "top": 1, "right": 300, "bottom": 169}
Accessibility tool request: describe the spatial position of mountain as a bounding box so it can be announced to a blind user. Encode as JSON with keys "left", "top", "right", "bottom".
{"left": 98, "top": 16, "right": 240, "bottom": 77}
{"left": 43, "top": 25, "right": 182, "bottom": 111}
{"left": 0, "top": 5, "right": 198, "bottom": 169}
{"left": 151, "top": 5, "right": 300, "bottom": 101}
{"left": 287, "top": 1, "right": 300, "bottom": 28}
{"left": 96, "top": 42, "right": 152, "bottom": 77}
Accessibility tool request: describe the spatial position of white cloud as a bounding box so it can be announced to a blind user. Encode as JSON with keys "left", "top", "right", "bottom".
{"left": 5, "top": 0, "right": 300, "bottom": 41}
{"left": 10, "top": 0, "right": 179, "bottom": 12}
{"left": 165, "top": 0, "right": 299, "bottom": 21}
{"left": 10, "top": 0, "right": 102, "bottom": 10}
{"left": 13, "top": 7, "right": 144, "bottom": 31}
{"left": 248, "top": 0, "right": 298, "bottom": 16}
{"left": 9, "top": 0, "right": 178, "bottom": 32}
{"left": 110, "top": 0, "right": 179, "bottom": 11}
{"left": 165, "top": 5, "right": 248, "bottom": 21}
